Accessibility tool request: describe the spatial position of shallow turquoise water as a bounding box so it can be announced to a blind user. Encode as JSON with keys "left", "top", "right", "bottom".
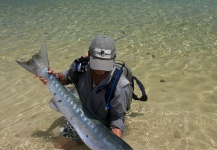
{"left": 0, "top": 0, "right": 217, "bottom": 149}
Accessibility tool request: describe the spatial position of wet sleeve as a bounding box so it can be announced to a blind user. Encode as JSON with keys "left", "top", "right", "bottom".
{"left": 62, "top": 61, "right": 77, "bottom": 84}
{"left": 60, "top": 70, "right": 69, "bottom": 84}
{"left": 109, "top": 80, "right": 132, "bottom": 131}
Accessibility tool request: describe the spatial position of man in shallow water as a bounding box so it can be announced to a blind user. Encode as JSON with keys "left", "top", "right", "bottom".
{"left": 38, "top": 35, "right": 133, "bottom": 149}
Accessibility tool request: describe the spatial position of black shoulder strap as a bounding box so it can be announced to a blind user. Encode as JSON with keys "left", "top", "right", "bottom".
{"left": 132, "top": 76, "right": 148, "bottom": 101}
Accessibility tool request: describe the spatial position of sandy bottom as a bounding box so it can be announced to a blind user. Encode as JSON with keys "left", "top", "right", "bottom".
{"left": 1, "top": 0, "right": 217, "bottom": 149}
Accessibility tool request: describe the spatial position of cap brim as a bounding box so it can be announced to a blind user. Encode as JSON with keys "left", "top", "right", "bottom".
{"left": 90, "top": 56, "right": 113, "bottom": 71}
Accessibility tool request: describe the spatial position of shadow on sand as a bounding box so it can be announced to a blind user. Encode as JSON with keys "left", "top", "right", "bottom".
{"left": 31, "top": 116, "right": 89, "bottom": 149}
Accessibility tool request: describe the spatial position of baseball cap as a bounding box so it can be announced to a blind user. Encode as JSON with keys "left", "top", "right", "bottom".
{"left": 89, "top": 35, "right": 116, "bottom": 71}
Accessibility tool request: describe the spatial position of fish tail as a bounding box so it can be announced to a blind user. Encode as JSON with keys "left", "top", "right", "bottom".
{"left": 16, "top": 40, "right": 50, "bottom": 76}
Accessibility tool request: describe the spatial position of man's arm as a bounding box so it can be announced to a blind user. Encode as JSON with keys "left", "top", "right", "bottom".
{"left": 54, "top": 72, "right": 68, "bottom": 85}
{"left": 109, "top": 78, "right": 132, "bottom": 139}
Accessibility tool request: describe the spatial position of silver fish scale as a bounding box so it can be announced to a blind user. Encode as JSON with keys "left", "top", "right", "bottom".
{"left": 65, "top": 96, "right": 70, "bottom": 102}
{"left": 63, "top": 94, "right": 67, "bottom": 99}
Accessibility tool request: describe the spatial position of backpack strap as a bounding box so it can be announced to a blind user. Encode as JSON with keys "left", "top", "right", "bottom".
{"left": 132, "top": 76, "right": 148, "bottom": 101}
{"left": 98, "top": 61, "right": 148, "bottom": 111}
{"left": 102, "top": 62, "right": 125, "bottom": 111}
{"left": 104, "top": 68, "right": 123, "bottom": 111}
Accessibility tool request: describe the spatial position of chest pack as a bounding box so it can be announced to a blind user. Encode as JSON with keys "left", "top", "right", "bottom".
{"left": 104, "top": 61, "right": 148, "bottom": 110}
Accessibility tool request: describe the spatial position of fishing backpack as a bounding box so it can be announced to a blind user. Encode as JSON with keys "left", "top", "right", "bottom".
{"left": 104, "top": 61, "right": 148, "bottom": 110}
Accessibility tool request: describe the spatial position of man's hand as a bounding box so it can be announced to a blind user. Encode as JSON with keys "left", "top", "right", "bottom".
{"left": 34, "top": 69, "right": 55, "bottom": 85}
{"left": 111, "top": 128, "right": 123, "bottom": 138}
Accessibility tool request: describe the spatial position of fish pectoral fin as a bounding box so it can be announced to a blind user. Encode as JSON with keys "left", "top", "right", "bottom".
{"left": 49, "top": 98, "right": 60, "bottom": 112}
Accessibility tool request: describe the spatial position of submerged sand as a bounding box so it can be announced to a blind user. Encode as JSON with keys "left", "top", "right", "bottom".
{"left": 0, "top": 0, "right": 217, "bottom": 149}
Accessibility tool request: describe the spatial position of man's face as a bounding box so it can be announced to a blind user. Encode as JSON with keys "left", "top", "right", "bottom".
{"left": 91, "top": 69, "right": 109, "bottom": 76}
{"left": 90, "top": 69, "right": 110, "bottom": 83}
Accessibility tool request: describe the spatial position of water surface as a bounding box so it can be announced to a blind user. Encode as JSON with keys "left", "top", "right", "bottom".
{"left": 0, "top": 0, "right": 217, "bottom": 149}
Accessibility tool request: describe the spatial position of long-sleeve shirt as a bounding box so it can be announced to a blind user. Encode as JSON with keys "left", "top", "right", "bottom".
{"left": 63, "top": 63, "right": 132, "bottom": 131}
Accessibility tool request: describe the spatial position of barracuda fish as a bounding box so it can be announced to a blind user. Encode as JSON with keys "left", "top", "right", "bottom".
{"left": 16, "top": 40, "right": 133, "bottom": 150}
